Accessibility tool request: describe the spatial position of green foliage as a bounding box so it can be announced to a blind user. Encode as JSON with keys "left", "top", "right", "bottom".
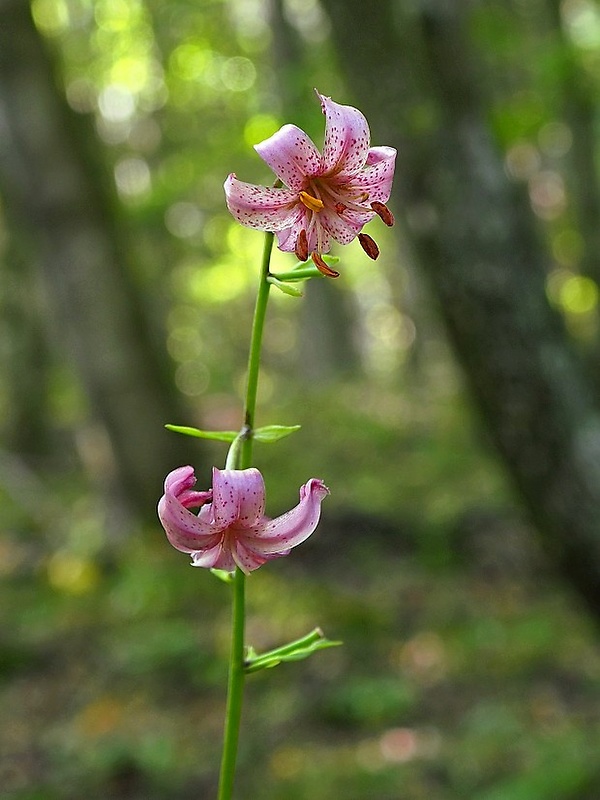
{"left": 323, "top": 676, "right": 418, "bottom": 728}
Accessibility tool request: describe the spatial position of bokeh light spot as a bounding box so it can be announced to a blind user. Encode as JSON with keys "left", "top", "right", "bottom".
{"left": 165, "top": 202, "right": 204, "bottom": 239}
{"left": 47, "top": 552, "right": 100, "bottom": 595}
{"left": 528, "top": 170, "right": 566, "bottom": 220}
{"left": 244, "top": 113, "right": 280, "bottom": 146}
{"left": 114, "top": 157, "right": 151, "bottom": 198}
{"left": 175, "top": 361, "right": 210, "bottom": 396}
{"left": 31, "top": 0, "right": 69, "bottom": 35}
{"left": 221, "top": 56, "right": 256, "bottom": 92}
{"left": 98, "top": 84, "right": 136, "bottom": 123}
{"left": 559, "top": 275, "right": 598, "bottom": 315}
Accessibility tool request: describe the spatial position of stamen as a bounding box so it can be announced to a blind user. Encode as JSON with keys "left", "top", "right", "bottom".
{"left": 358, "top": 233, "right": 380, "bottom": 260}
{"left": 299, "top": 191, "right": 325, "bottom": 213}
{"left": 317, "top": 182, "right": 373, "bottom": 214}
{"left": 295, "top": 229, "right": 309, "bottom": 262}
{"left": 311, "top": 252, "right": 340, "bottom": 278}
{"left": 371, "top": 201, "right": 395, "bottom": 227}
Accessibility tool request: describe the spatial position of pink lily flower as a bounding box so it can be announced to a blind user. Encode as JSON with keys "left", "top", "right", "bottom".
{"left": 224, "top": 90, "right": 396, "bottom": 276}
{"left": 158, "top": 465, "right": 329, "bottom": 574}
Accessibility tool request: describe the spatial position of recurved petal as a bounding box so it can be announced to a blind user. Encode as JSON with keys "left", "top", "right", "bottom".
{"left": 318, "top": 92, "right": 370, "bottom": 176}
{"left": 248, "top": 478, "right": 329, "bottom": 555}
{"left": 211, "top": 467, "right": 266, "bottom": 529}
{"left": 272, "top": 205, "right": 310, "bottom": 252}
{"left": 191, "top": 539, "right": 235, "bottom": 572}
{"left": 275, "top": 226, "right": 297, "bottom": 253}
{"left": 164, "top": 465, "right": 194, "bottom": 497}
{"left": 254, "top": 124, "right": 323, "bottom": 189}
{"left": 230, "top": 538, "right": 272, "bottom": 574}
{"left": 158, "top": 490, "right": 222, "bottom": 554}
{"left": 162, "top": 466, "right": 213, "bottom": 509}
{"left": 224, "top": 174, "right": 298, "bottom": 231}
{"left": 352, "top": 146, "right": 397, "bottom": 203}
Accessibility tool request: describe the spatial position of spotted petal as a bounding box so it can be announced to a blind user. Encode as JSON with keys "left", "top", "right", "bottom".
{"left": 275, "top": 225, "right": 301, "bottom": 253}
{"left": 249, "top": 478, "right": 329, "bottom": 555}
{"left": 351, "top": 146, "right": 397, "bottom": 203}
{"left": 224, "top": 174, "right": 297, "bottom": 231}
{"left": 318, "top": 92, "right": 371, "bottom": 176}
{"left": 254, "top": 124, "right": 322, "bottom": 190}
{"left": 162, "top": 465, "right": 213, "bottom": 509}
{"left": 273, "top": 205, "right": 310, "bottom": 252}
{"left": 210, "top": 467, "right": 266, "bottom": 529}
{"left": 230, "top": 538, "right": 273, "bottom": 574}
{"left": 320, "top": 206, "right": 374, "bottom": 245}
{"left": 158, "top": 468, "right": 222, "bottom": 554}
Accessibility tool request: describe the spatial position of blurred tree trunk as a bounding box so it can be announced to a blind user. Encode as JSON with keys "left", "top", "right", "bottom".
{"left": 1, "top": 240, "right": 54, "bottom": 458}
{"left": 320, "top": 0, "right": 600, "bottom": 619}
{"left": 0, "top": 0, "right": 190, "bottom": 520}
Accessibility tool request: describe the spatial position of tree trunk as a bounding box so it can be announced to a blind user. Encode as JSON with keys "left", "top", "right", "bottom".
{"left": 0, "top": 0, "right": 191, "bottom": 520}
{"left": 320, "top": 0, "right": 600, "bottom": 619}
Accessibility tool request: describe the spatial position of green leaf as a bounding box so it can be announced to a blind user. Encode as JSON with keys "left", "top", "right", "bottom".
{"left": 165, "top": 424, "right": 237, "bottom": 442}
{"left": 267, "top": 276, "right": 304, "bottom": 296}
{"left": 244, "top": 628, "right": 342, "bottom": 674}
{"left": 166, "top": 423, "right": 300, "bottom": 445}
{"left": 253, "top": 424, "right": 301, "bottom": 443}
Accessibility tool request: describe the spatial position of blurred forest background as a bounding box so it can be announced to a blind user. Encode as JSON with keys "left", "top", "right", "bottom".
{"left": 3, "top": 0, "right": 600, "bottom": 798}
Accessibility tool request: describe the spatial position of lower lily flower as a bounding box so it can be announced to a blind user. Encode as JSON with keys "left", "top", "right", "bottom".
{"left": 158, "top": 466, "right": 329, "bottom": 574}
{"left": 224, "top": 90, "right": 396, "bottom": 275}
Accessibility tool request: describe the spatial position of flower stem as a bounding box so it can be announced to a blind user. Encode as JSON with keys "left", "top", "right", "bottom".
{"left": 217, "top": 230, "right": 274, "bottom": 800}
{"left": 217, "top": 566, "right": 245, "bottom": 800}
{"left": 241, "top": 230, "right": 274, "bottom": 469}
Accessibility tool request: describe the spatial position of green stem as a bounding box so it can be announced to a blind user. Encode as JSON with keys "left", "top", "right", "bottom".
{"left": 217, "top": 230, "right": 275, "bottom": 800}
{"left": 217, "top": 566, "right": 245, "bottom": 800}
{"left": 241, "top": 230, "right": 274, "bottom": 469}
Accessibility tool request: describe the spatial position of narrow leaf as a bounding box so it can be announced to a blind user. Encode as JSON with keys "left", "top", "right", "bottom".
{"left": 165, "top": 424, "right": 237, "bottom": 442}
{"left": 244, "top": 628, "right": 342, "bottom": 673}
{"left": 253, "top": 424, "right": 301, "bottom": 443}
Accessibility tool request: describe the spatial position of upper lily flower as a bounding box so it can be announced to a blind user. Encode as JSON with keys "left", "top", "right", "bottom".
{"left": 224, "top": 90, "right": 396, "bottom": 276}
{"left": 158, "top": 465, "right": 329, "bottom": 574}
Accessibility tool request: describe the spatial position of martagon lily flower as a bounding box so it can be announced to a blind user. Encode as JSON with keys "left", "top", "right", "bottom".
{"left": 224, "top": 90, "right": 396, "bottom": 277}
{"left": 158, "top": 465, "right": 329, "bottom": 574}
